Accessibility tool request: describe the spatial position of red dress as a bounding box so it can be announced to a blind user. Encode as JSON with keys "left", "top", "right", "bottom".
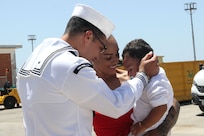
{"left": 93, "top": 109, "right": 133, "bottom": 136}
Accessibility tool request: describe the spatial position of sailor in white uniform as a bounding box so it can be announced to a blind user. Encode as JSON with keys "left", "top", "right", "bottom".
{"left": 17, "top": 4, "right": 158, "bottom": 136}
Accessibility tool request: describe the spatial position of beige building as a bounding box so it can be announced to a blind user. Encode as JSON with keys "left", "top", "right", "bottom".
{"left": 0, "top": 45, "right": 22, "bottom": 88}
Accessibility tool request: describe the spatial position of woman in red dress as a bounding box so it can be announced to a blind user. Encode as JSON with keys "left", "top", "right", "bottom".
{"left": 93, "top": 35, "right": 133, "bottom": 136}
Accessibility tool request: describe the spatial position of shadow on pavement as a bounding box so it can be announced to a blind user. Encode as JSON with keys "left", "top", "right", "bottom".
{"left": 179, "top": 100, "right": 192, "bottom": 106}
{"left": 196, "top": 112, "right": 204, "bottom": 116}
{"left": 0, "top": 105, "right": 21, "bottom": 111}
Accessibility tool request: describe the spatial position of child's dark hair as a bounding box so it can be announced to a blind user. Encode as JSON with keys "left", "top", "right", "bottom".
{"left": 122, "top": 39, "right": 153, "bottom": 60}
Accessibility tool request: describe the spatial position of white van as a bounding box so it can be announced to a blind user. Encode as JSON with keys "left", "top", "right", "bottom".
{"left": 191, "top": 64, "right": 204, "bottom": 112}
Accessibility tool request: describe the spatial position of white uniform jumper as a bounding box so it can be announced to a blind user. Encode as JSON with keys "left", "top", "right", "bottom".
{"left": 17, "top": 38, "right": 146, "bottom": 136}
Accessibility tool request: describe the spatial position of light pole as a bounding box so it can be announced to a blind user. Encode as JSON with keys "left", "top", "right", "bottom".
{"left": 28, "top": 35, "right": 36, "bottom": 52}
{"left": 184, "top": 2, "right": 197, "bottom": 61}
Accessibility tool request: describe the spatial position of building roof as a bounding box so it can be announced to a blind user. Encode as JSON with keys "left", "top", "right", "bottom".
{"left": 0, "top": 45, "right": 22, "bottom": 49}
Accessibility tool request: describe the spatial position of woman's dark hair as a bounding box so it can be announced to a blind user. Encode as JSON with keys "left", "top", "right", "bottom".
{"left": 122, "top": 39, "right": 153, "bottom": 61}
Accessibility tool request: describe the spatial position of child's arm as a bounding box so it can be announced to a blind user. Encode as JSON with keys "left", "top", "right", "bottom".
{"left": 130, "top": 104, "right": 167, "bottom": 136}
{"left": 143, "top": 98, "right": 180, "bottom": 136}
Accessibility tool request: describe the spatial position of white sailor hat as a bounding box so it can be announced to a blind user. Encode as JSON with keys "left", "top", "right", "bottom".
{"left": 71, "top": 4, "right": 115, "bottom": 39}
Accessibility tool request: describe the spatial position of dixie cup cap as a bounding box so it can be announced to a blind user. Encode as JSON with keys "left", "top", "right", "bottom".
{"left": 71, "top": 4, "right": 115, "bottom": 39}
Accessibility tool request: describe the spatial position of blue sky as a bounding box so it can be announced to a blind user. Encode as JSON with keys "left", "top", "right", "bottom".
{"left": 1, "top": 0, "right": 204, "bottom": 70}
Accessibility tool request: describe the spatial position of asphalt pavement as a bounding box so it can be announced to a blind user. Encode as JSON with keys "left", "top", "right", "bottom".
{"left": 0, "top": 102, "right": 204, "bottom": 136}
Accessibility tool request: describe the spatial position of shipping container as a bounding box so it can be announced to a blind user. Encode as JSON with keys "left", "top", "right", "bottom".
{"left": 160, "top": 60, "right": 204, "bottom": 101}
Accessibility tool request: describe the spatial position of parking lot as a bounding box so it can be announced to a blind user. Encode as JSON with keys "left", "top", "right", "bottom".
{"left": 171, "top": 102, "right": 204, "bottom": 136}
{"left": 0, "top": 102, "right": 204, "bottom": 136}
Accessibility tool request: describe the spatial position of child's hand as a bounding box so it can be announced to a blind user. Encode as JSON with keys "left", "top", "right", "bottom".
{"left": 116, "top": 68, "right": 130, "bottom": 82}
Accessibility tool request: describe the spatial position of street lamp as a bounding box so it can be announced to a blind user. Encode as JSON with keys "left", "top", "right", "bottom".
{"left": 28, "top": 35, "right": 36, "bottom": 52}
{"left": 184, "top": 2, "right": 197, "bottom": 61}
